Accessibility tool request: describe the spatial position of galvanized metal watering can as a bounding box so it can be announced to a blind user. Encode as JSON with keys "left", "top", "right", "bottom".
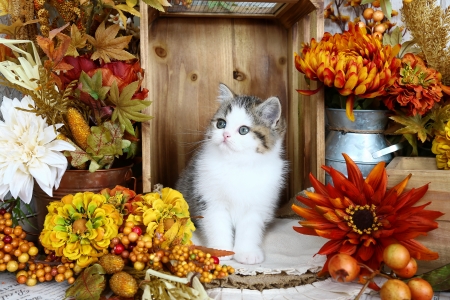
{"left": 325, "top": 108, "right": 403, "bottom": 185}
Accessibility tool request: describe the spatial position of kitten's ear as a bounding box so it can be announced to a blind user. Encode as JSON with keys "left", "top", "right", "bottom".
{"left": 259, "top": 97, "right": 282, "bottom": 127}
{"left": 217, "top": 83, "right": 235, "bottom": 103}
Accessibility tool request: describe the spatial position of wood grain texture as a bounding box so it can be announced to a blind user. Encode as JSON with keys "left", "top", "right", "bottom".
{"left": 141, "top": 16, "right": 289, "bottom": 194}
{"left": 140, "top": 2, "right": 325, "bottom": 200}
{"left": 287, "top": 1, "right": 324, "bottom": 198}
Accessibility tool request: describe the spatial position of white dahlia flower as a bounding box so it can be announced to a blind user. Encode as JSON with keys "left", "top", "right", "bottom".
{"left": 0, "top": 96, "right": 75, "bottom": 204}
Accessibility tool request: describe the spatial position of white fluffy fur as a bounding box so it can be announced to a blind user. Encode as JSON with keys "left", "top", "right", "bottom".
{"left": 194, "top": 106, "right": 285, "bottom": 264}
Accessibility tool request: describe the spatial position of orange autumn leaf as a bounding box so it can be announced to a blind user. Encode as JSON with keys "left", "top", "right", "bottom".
{"left": 36, "top": 24, "right": 73, "bottom": 73}
{"left": 191, "top": 245, "right": 235, "bottom": 257}
{"left": 86, "top": 22, "right": 135, "bottom": 63}
{"left": 66, "top": 24, "right": 87, "bottom": 57}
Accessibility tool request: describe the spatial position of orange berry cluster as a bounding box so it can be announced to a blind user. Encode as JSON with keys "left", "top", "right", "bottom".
{"left": 0, "top": 208, "right": 77, "bottom": 286}
{"left": 113, "top": 222, "right": 234, "bottom": 282}
{"left": 169, "top": 245, "right": 235, "bottom": 283}
{"left": 0, "top": 211, "right": 38, "bottom": 275}
{"left": 16, "top": 261, "right": 76, "bottom": 286}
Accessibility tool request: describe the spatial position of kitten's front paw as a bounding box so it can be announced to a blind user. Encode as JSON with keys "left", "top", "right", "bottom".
{"left": 233, "top": 248, "right": 264, "bottom": 265}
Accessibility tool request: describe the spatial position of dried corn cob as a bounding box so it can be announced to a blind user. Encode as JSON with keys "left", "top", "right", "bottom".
{"left": 66, "top": 107, "right": 90, "bottom": 151}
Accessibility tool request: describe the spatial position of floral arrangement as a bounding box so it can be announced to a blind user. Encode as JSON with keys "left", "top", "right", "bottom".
{"left": 293, "top": 153, "right": 441, "bottom": 272}
{"left": 0, "top": 0, "right": 172, "bottom": 203}
{"left": 123, "top": 186, "right": 196, "bottom": 249}
{"left": 40, "top": 190, "right": 123, "bottom": 268}
{"left": 298, "top": 0, "right": 450, "bottom": 168}
{"left": 295, "top": 22, "right": 401, "bottom": 121}
{"left": 29, "top": 185, "right": 232, "bottom": 298}
{"left": 292, "top": 153, "right": 445, "bottom": 295}
{"left": 0, "top": 96, "right": 75, "bottom": 203}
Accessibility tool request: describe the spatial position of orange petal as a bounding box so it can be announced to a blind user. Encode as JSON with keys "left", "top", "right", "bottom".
{"left": 316, "top": 228, "right": 348, "bottom": 239}
{"left": 365, "top": 161, "right": 387, "bottom": 192}
{"left": 317, "top": 239, "right": 343, "bottom": 255}
{"left": 342, "top": 153, "right": 364, "bottom": 192}
{"left": 344, "top": 72, "right": 358, "bottom": 90}
{"left": 346, "top": 94, "right": 355, "bottom": 122}
{"left": 339, "top": 243, "right": 358, "bottom": 255}
{"left": 299, "top": 220, "right": 337, "bottom": 230}
{"left": 296, "top": 84, "right": 323, "bottom": 95}
{"left": 292, "top": 204, "right": 322, "bottom": 220}
{"left": 293, "top": 226, "right": 317, "bottom": 236}
{"left": 357, "top": 244, "right": 375, "bottom": 261}
{"left": 400, "top": 239, "right": 439, "bottom": 261}
{"left": 334, "top": 70, "right": 345, "bottom": 89}
{"left": 309, "top": 172, "right": 329, "bottom": 197}
{"left": 388, "top": 173, "right": 412, "bottom": 196}
{"left": 323, "top": 68, "right": 336, "bottom": 87}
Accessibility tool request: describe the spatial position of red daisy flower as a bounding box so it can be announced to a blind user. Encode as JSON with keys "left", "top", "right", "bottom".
{"left": 293, "top": 153, "right": 443, "bottom": 276}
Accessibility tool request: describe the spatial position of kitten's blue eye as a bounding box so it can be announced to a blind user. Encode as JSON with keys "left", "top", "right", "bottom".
{"left": 217, "top": 119, "right": 226, "bottom": 129}
{"left": 239, "top": 126, "right": 250, "bottom": 135}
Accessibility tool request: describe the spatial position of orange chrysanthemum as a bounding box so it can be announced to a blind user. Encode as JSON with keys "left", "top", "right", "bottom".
{"left": 292, "top": 153, "right": 443, "bottom": 275}
{"left": 383, "top": 53, "right": 448, "bottom": 116}
{"left": 295, "top": 23, "right": 401, "bottom": 121}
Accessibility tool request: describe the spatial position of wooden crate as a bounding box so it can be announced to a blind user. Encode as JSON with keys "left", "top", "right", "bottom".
{"left": 386, "top": 157, "right": 450, "bottom": 272}
{"left": 139, "top": 0, "right": 325, "bottom": 202}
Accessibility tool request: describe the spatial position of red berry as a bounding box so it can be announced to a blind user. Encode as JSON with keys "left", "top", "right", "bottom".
{"left": 0, "top": 208, "right": 6, "bottom": 215}
{"left": 114, "top": 243, "right": 125, "bottom": 255}
{"left": 212, "top": 256, "right": 219, "bottom": 264}
{"left": 3, "top": 235, "right": 12, "bottom": 244}
{"left": 118, "top": 225, "right": 124, "bottom": 233}
{"left": 128, "top": 242, "right": 136, "bottom": 252}
{"left": 132, "top": 226, "right": 142, "bottom": 236}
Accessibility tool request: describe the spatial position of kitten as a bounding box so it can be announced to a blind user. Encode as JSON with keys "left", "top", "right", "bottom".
{"left": 176, "top": 83, "right": 287, "bottom": 265}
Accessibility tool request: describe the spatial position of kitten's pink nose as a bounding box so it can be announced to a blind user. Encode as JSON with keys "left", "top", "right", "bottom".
{"left": 223, "top": 132, "right": 231, "bottom": 140}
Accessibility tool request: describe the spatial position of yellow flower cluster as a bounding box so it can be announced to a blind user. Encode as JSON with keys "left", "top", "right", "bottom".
{"left": 127, "top": 188, "right": 195, "bottom": 248}
{"left": 432, "top": 121, "right": 450, "bottom": 169}
{"left": 39, "top": 192, "right": 123, "bottom": 268}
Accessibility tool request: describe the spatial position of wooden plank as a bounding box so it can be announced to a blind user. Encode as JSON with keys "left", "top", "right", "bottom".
{"left": 140, "top": 4, "right": 155, "bottom": 192}
{"left": 141, "top": 17, "right": 288, "bottom": 194}
{"left": 287, "top": 1, "right": 324, "bottom": 197}
{"left": 277, "top": 0, "right": 317, "bottom": 29}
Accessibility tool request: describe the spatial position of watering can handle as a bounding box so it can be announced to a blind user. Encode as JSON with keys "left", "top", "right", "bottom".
{"left": 371, "top": 143, "right": 404, "bottom": 159}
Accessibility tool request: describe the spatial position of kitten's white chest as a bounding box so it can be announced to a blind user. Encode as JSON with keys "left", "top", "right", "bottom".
{"left": 195, "top": 143, "right": 285, "bottom": 209}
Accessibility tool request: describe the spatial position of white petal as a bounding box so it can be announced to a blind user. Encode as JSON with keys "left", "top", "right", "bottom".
{"left": 8, "top": 170, "right": 32, "bottom": 200}
{"left": 46, "top": 139, "right": 76, "bottom": 152}
{"left": 17, "top": 176, "right": 34, "bottom": 204}
{"left": 0, "top": 184, "right": 10, "bottom": 200}
{"left": 29, "top": 163, "right": 52, "bottom": 188}
{"left": 35, "top": 178, "right": 53, "bottom": 198}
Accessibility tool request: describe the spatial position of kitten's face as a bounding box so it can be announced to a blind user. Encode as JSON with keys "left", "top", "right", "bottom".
{"left": 209, "top": 105, "right": 259, "bottom": 153}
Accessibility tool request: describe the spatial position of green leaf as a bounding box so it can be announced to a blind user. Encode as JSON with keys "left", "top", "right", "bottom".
{"left": 383, "top": 26, "right": 402, "bottom": 47}
{"left": 79, "top": 70, "right": 110, "bottom": 101}
{"left": 398, "top": 40, "right": 421, "bottom": 58}
{"left": 87, "top": 125, "right": 115, "bottom": 157}
{"left": 403, "top": 133, "right": 418, "bottom": 156}
{"left": 126, "top": 0, "right": 138, "bottom": 6}
{"left": 108, "top": 80, "right": 152, "bottom": 135}
{"left": 141, "top": 0, "right": 164, "bottom": 11}
{"left": 379, "top": 0, "right": 392, "bottom": 21}
{"left": 417, "top": 263, "right": 450, "bottom": 291}
{"left": 389, "top": 113, "right": 431, "bottom": 142}
{"left": 360, "top": 0, "right": 374, "bottom": 4}
{"left": 85, "top": 121, "right": 126, "bottom": 170}
{"left": 125, "top": 140, "right": 138, "bottom": 159}
{"left": 65, "top": 264, "right": 106, "bottom": 300}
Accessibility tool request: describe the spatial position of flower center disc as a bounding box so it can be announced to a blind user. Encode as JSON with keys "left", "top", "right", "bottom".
{"left": 346, "top": 204, "right": 380, "bottom": 235}
{"left": 73, "top": 218, "right": 88, "bottom": 234}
